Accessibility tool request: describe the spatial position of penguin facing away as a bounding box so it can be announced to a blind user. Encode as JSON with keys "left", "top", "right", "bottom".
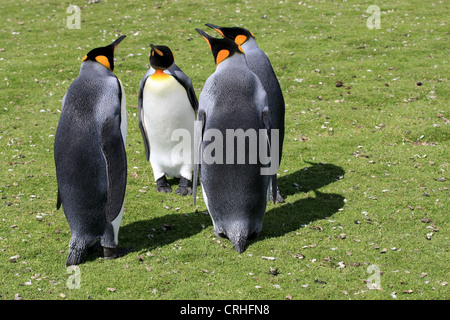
{"left": 193, "top": 29, "right": 278, "bottom": 253}
{"left": 138, "top": 44, "right": 198, "bottom": 196}
{"left": 54, "top": 35, "right": 127, "bottom": 266}
{"left": 206, "top": 24, "right": 286, "bottom": 203}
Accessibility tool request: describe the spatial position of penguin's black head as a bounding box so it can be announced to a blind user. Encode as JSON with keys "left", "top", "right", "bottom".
{"left": 149, "top": 44, "right": 175, "bottom": 70}
{"left": 205, "top": 24, "right": 255, "bottom": 46}
{"left": 82, "top": 35, "right": 126, "bottom": 72}
{"left": 195, "top": 28, "right": 244, "bottom": 66}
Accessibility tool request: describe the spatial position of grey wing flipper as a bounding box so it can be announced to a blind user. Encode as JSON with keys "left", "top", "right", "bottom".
{"left": 193, "top": 110, "right": 206, "bottom": 205}
{"left": 262, "top": 106, "right": 278, "bottom": 204}
{"left": 138, "top": 69, "right": 153, "bottom": 161}
{"left": 56, "top": 95, "right": 67, "bottom": 210}
{"left": 57, "top": 189, "right": 62, "bottom": 210}
{"left": 101, "top": 115, "right": 127, "bottom": 223}
{"left": 168, "top": 64, "right": 199, "bottom": 112}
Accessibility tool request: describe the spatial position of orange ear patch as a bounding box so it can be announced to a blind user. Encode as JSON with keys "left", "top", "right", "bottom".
{"left": 216, "top": 49, "right": 230, "bottom": 65}
{"left": 82, "top": 55, "right": 88, "bottom": 62}
{"left": 235, "top": 35, "right": 248, "bottom": 46}
{"left": 95, "top": 55, "right": 111, "bottom": 70}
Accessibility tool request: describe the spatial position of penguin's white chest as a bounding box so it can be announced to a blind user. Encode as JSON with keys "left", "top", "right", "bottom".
{"left": 142, "top": 73, "right": 195, "bottom": 179}
{"left": 142, "top": 74, "right": 194, "bottom": 135}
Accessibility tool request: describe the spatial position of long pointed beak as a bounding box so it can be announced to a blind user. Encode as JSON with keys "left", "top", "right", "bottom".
{"left": 112, "top": 35, "right": 126, "bottom": 51}
{"left": 195, "top": 28, "right": 212, "bottom": 40}
{"left": 195, "top": 28, "right": 213, "bottom": 49}
{"left": 149, "top": 44, "right": 164, "bottom": 56}
{"left": 205, "top": 23, "right": 224, "bottom": 37}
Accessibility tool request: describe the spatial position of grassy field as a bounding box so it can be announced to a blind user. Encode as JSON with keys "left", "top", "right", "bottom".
{"left": 0, "top": 0, "right": 448, "bottom": 301}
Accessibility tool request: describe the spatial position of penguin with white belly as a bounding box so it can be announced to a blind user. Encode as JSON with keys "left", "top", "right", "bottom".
{"left": 193, "top": 29, "right": 278, "bottom": 253}
{"left": 206, "top": 24, "right": 285, "bottom": 203}
{"left": 54, "top": 35, "right": 127, "bottom": 266}
{"left": 138, "top": 44, "right": 198, "bottom": 195}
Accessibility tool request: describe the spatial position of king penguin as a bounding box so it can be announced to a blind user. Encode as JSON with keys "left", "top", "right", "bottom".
{"left": 138, "top": 44, "right": 198, "bottom": 195}
{"left": 206, "top": 24, "right": 285, "bottom": 203}
{"left": 193, "top": 29, "right": 278, "bottom": 253}
{"left": 54, "top": 35, "right": 127, "bottom": 266}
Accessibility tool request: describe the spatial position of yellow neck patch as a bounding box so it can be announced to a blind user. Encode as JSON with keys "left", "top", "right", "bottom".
{"left": 150, "top": 69, "right": 171, "bottom": 80}
{"left": 216, "top": 49, "right": 230, "bottom": 65}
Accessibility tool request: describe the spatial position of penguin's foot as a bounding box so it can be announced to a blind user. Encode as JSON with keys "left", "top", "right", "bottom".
{"left": 275, "top": 189, "right": 285, "bottom": 203}
{"left": 66, "top": 248, "right": 86, "bottom": 266}
{"left": 175, "top": 177, "right": 192, "bottom": 196}
{"left": 175, "top": 186, "right": 192, "bottom": 196}
{"left": 103, "top": 247, "right": 118, "bottom": 260}
{"left": 102, "top": 247, "right": 130, "bottom": 260}
{"left": 156, "top": 176, "right": 172, "bottom": 193}
{"left": 270, "top": 188, "right": 285, "bottom": 203}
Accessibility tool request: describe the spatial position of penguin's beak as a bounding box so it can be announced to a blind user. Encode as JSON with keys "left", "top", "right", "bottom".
{"left": 150, "top": 44, "right": 164, "bottom": 57}
{"left": 112, "top": 35, "right": 126, "bottom": 51}
{"left": 195, "top": 28, "right": 213, "bottom": 50}
{"left": 205, "top": 23, "right": 225, "bottom": 37}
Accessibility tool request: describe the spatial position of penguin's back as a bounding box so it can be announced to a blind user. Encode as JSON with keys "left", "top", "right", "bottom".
{"left": 61, "top": 62, "right": 122, "bottom": 126}
{"left": 55, "top": 61, "right": 123, "bottom": 220}
{"left": 241, "top": 41, "right": 285, "bottom": 160}
{"left": 198, "top": 58, "right": 270, "bottom": 223}
{"left": 201, "top": 61, "right": 265, "bottom": 127}
{"left": 243, "top": 44, "right": 283, "bottom": 106}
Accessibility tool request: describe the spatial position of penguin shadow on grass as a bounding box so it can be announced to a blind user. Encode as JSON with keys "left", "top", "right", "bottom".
{"left": 77, "top": 180, "right": 205, "bottom": 264}
{"left": 112, "top": 162, "right": 345, "bottom": 258}
{"left": 118, "top": 211, "right": 213, "bottom": 257}
{"left": 253, "top": 162, "right": 346, "bottom": 243}
{"left": 79, "top": 218, "right": 213, "bottom": 265}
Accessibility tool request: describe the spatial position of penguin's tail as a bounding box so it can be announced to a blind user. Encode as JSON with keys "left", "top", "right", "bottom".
{"left": 229, "top": 235, "right": 247, "bottom": 254}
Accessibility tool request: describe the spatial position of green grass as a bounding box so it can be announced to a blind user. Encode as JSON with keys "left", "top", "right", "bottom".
{"left": 0, "top": 0, "right": 448, "bottom": 301}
